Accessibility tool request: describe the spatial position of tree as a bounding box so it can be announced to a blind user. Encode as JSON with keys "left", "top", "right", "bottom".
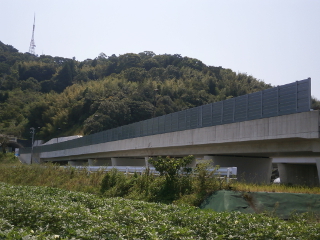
{"left": 123, "top": 67, "right": 147, "bottom": 82}
{"left": 0, "top": 62, "right": 10, "bottom": 76}
{"left": 18, "top": 62, "right": 56, "bottom": 82}
{"left": 148, "top": 155, "right": 194, "bottom": 201}
{"left": 127, "top": 101, "right": 154, "bottom": 122}
{"left": 118, "top": 53, "right": 141, "bottom": 71}
{"left": 20, "top": 77, "right": 41, "bottom": 91}
{"left": 97, "top": 98, "right": 130, "bottom": 126}
{"left": 181, "top": 57, "right": 204, "bottom": 71}
{"left": 1, "top": 66, "right": 19, "bottom": 90}
{"left": 208, "top": 77, "right": 217, "bottom": 95}
{"left": 41, "top": 80, "right": 55, "bottom": 93}
{"left": 0, "top": 91, "right": 9, "bottom": 102}
{"left": 312, "top": 97, "right": 320, "bottom": 110}
{"left": 54, "top": 60, "right": 76, "bottom": 92}
{"left": 83, "top": 113, "right": 117, "bottom": 134}
{"left": 142, "top": 58, "right": 159, "bottom": 71}
{"left": 164, "top": 65, "right": 180, "bottom": 79}
{"left": 138, "top": 51, "right": 156, "bottom": 59}
{"left": 0, "top": 134, "right": 9, "bottom": 153}
{"left": 149, "top": 155, "right": 194, "bottom": 179}
{"left": 154, "top": 95, "right": 176, "bottom": 116}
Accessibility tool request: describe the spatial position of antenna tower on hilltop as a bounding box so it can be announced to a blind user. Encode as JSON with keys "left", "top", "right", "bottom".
{"left": 29, "top": 14, "right": 36, "bottom": 55}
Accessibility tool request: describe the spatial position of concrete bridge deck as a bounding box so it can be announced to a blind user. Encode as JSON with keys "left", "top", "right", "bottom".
{"left": 37, "top": 110, "right": 320, "bottom": 159}
{"left": 20, "top": 110, "right": 320, "bottom": 185}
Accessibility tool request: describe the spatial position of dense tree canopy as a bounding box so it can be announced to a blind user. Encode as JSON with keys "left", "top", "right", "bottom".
{"left": 0, "top": 41, "right": 317, "bottom": 142}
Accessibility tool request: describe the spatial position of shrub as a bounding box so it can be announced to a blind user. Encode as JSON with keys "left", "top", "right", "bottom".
{"left": 100, "top": 169, "right": 134, "bottom": 197}
{"left": 0, "top": 152, "right": 19, "bottom": 164}
{"left": 148, "top": 155, "right": 194, "bottom": 202}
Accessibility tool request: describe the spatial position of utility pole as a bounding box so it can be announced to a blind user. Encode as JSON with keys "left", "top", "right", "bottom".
{"left": 30, "top": 127, "right": 35, "bottom": 164}
{"left": 29, "top": 14, "right": 36, "bottom": 55}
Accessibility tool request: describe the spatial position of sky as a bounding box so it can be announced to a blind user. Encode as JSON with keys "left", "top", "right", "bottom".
{"left": 1, "top": 0, "right": 320, "bottom": 99}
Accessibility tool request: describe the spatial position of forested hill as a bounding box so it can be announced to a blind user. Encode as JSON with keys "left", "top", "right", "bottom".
{"left": 0, "top": 41, "right": 317, "bottom": 141}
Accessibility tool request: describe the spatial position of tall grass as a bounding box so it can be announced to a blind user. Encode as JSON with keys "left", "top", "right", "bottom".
{"left": 0, "top": 162, "right": 106, "bottom": 194}
{"left": 0, "top": 160, "right": 230, "bottom": 205}
{"left": 0, "top": 154, "right": 319, "bottom": 206}
{"left": 231, "top": 181, "right": 320, "bottom": 194}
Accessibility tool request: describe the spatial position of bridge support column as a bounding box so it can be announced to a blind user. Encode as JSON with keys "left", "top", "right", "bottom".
{"left": 145, "top": 157, "right": 151, "bottom": 167}
{"left": 111, "top": 157, "right": 145, "bottom": 166}
{"left": 68, "top": 160, "right": 88, "bottom": 166}
{"left": 19, "top": 153, "right": 31, "bottom": 164}
{"left": 317, "top": 158, "right": 320, "bottom": 185}
{"left": 277, "top": 163, "right": 319, "bottom": 186}
{"left": 88, "top": 158, "right": 111, "bottom": 166}
{"left": 30, "top": 152, "right": 42, "bottom": 164}
{"left": 111, "top": 158, "right": 117, "bottom": 166}
{"left": 204, "top": 156, "right": 272, "bottom": 183}
{"left": 190, "top": 155, "right": 203, "bottom": 168}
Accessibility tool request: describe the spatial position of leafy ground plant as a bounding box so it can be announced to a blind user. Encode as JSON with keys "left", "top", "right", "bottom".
{"left": 0, "top": 182, "right": 320, "bottom": 239}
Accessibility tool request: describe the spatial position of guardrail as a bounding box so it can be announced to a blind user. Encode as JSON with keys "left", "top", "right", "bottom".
{"left": 8, "top": 136, "right": 17, "bottom": 142}
{"left": 66, "top": 166, "right": 237, "bottom": 183}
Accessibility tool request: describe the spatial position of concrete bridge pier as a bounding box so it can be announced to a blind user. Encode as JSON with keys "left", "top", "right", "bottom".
{"left": 32, "top": 153, "right": 42, "bottom": 164}
{"left": 273, "top": 157, "right": 320, "bottom": 186}
{"left": 317, "top": 158, "right": 320, "bottom": 184}
{"left": 277, "top": 163, "right": 319, "bottom": 186}
{"left": 204, "top": 155, "right": 272, "bottom": 183}
{"left": 19, "top": 153, "right": 31, "bottom": 164}
{"left": 145, "top": 157, "right": 152, "bottom": 167}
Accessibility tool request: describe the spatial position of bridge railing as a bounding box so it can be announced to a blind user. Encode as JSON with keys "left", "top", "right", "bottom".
{"left": 20, "top": 79, "right": 311, "bottom": 155}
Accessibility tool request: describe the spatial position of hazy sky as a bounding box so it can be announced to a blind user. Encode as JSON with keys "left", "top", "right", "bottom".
{"left": 1, "top": 0, "right": 320, "bottom": 99}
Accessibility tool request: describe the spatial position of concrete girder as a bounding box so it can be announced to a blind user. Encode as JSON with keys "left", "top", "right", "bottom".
{"left": 39, "top": 138, "right": 320, "bottom": 163}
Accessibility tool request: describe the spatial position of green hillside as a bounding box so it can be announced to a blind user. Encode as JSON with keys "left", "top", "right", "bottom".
{"left": 0, "top": 41, "right": 317, "bottom": 141}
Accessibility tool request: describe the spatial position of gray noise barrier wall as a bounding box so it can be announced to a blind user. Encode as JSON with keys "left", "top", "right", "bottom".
{"left": 25, "top": 78, "right": 311, "bottom": 154}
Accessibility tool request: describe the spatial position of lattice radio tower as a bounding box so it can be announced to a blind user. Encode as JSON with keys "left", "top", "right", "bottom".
{"left": 29, "top": 14, "right": 36, "bottom": 55}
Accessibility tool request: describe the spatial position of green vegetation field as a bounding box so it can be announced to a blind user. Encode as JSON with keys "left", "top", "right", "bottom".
{"left": 1, "top": 155, "right": 320, "bottom": 239}
{"left": 1, "top": 182, "right": 320, "bottom": 239}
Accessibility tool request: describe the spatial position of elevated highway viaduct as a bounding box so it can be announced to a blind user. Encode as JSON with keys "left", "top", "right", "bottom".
{"left": 20, "top": 110, "right": 320, "bottom": 186}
